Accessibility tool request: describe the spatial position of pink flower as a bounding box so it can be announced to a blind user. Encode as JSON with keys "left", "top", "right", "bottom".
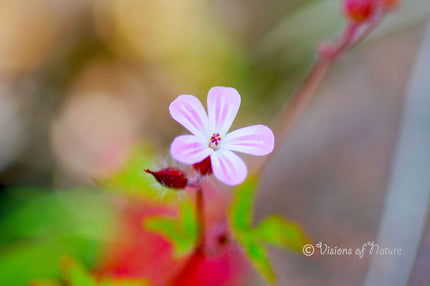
{"left": 169, "top": 86, "right": 275, "bottom": 186}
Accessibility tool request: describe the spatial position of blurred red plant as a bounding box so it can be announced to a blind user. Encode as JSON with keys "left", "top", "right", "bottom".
{"left": 95, "top": 195, "right": 249, "bottom": 286}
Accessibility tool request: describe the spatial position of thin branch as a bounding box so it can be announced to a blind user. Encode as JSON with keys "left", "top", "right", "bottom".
{"left": 252, "top": 58, "right": 332, "bottom": 175}
{"left": 253, "top": 16, "right": 387, "bottom": 176}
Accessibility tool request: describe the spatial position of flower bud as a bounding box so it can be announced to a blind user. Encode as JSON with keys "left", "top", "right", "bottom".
{"left": 343, "top": 0, "right": 375, "bottom": 22}
{"left": 193, "top": 156, "right": 212, "bottom": 176}
{"left": 144, "top": 168, "right": 188, "bottom": 189}
{"left": 379, "top": 0, "right": 399, "bottom": 10}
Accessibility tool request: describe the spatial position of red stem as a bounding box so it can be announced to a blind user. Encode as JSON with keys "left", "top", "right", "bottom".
{"left": 253, "top": 17, "right": 386, "bottom": 175}
{"left": 347, "top": 14, "right": 385, "bottom": 52}
{"left": 331, "top": 21, "right": 359, "bottom": 59}
{"left": 252, "top": 57, "right": 332, "bottom": 175}
{"left": 196, "top": 183, "right": 205, "bottom": 248}
{"left": 164, "top": 180, "right": 206, "bottom": 286}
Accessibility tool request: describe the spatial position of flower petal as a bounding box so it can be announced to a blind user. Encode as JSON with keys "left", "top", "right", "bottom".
{"left": 170, "top": 135, "right": 212, "bottom": 165}
{"left": 223, "top": 125, "right": 274, "bottom": 156}
{"left": 169, "top": 94, "right": 209, "bottom": 138}
{"left": 210, "top": 150, "right": 247, "bottom": 186}
{"left": 207, "top": 86, "right": 241, "bottom": 135}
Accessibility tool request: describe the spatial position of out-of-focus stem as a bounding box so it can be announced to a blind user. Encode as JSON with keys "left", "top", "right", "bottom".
{"left": 196, "top": 181, "right": 205, "bottom": 249}
{"left": 270, "top": 59, "right": 331, "bottom": 147}
{"left": 332, "top": 21, "right": 359, "bottom": 59}
{"left": 347, "top": 14, "right": 385, "bottom": 52}
{"left": 252, "top": 57, "right": 332, "bottom": 175}
{"left": 253, "top": 16, "right": 386, "bottom": 176}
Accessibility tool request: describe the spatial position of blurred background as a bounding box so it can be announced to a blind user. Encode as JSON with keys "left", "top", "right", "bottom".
{"left": 0, "top": 0, "right": 429, "bottom": 285}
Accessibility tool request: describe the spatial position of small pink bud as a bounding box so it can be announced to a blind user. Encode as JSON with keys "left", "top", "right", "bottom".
{"left": 343, "top": 0, "right": 375, "bottom": 22}
{"left": 144, "top": 168, "right": 188, "bottom": 189}
{"left": 193, "top": 156, "right": 212, "bottom": 176}
{"left": 379, "top": 0, "right": 400, "bottom": 10}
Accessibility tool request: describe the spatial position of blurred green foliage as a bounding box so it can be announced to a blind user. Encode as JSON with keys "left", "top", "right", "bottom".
{"left": 254, "top": 215, "right": 310, "bottom": 252}
{"left": 143, "top": 200, "right": 198, "bottom": 259}
{"left": 229, "top": 177, "right": 277, "bottom": 283}
{"left": 0, "top": 145, "right": 181, "bottom": 285}
{"left": 101, "top": 146, "right": 186, "bottom": 203}
{"left": 0, "top": 189, "right": 114, "bottom": 285}
{"left": 61, "top": 257, "right": 97, "bottom": 286}
{"left": 31, "top": 257, "right": 148, "bottom": 286}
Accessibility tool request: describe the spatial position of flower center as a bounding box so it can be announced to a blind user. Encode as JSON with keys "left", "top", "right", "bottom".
{"left": 209, "top": 133, "right": 221, "bottom": 150}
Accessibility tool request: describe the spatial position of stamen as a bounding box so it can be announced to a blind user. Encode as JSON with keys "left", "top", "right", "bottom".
{"left": 209, "top": 133, "right": 222, "bottom": 150}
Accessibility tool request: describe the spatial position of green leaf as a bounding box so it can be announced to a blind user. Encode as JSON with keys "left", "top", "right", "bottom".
{"left": 0, "top": 189, "right": 113, "bottom": 285}
{"left": 29, "top": 280, "right": 61, "bottom": 286}
{"left": 61, "top": 257, "right": 97, "bottom": 286}
{"left": 254, "top": 215, "right": 311, "bottom": 252}
{"left": 0, "top": 243, "right": 62, "bottom": 286}
{"left": 240, "top": 237, "right": 277, "bottom": 284}
{"left": 229, "top": 177, "right": 277, "bottom": 284}
{"left": 143, "top": 200, "right": 197, "bottom": 258}
{"left": 229, "top": 176, "right": 259, "bottom": 231}
{"left": 228, "top": 176, "right": 311, "bottom": 284}
{"left": 31, "top": 259, "right": 149, "bottom": 286}
{"left": 144, "top": 217, "right": 177, "bottom": 242}
{"left": 181, "top": 201, "right": 197, "bottom": 235}
{"left": 0, "top": 190, "right": 113, "bottom": 246}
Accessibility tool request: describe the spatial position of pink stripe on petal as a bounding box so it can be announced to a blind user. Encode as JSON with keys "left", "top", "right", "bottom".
{"left": 170, "top": 135, "right": 212, "bottom": 165}
{"left": 223, "top": 125, "right": 275, "bottom": 156}
{"left": 210, "top": 150, "right": 247, "bottom": 186}
{"left": 215, "top": 94, "right": 222, "bottom": 128}
{"left": 207, "top": 87, "right": 241, "bottom": 135}
{"left": 169, "top": 95, "right": 209, "bottom": 138}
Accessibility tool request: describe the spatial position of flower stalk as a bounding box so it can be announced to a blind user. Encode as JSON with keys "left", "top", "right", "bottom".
{"left": 195, "top": 177, "right": 206, "bottom": 250}
{"left": 253, "top": 3, "right": 393, "bottom": 176}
